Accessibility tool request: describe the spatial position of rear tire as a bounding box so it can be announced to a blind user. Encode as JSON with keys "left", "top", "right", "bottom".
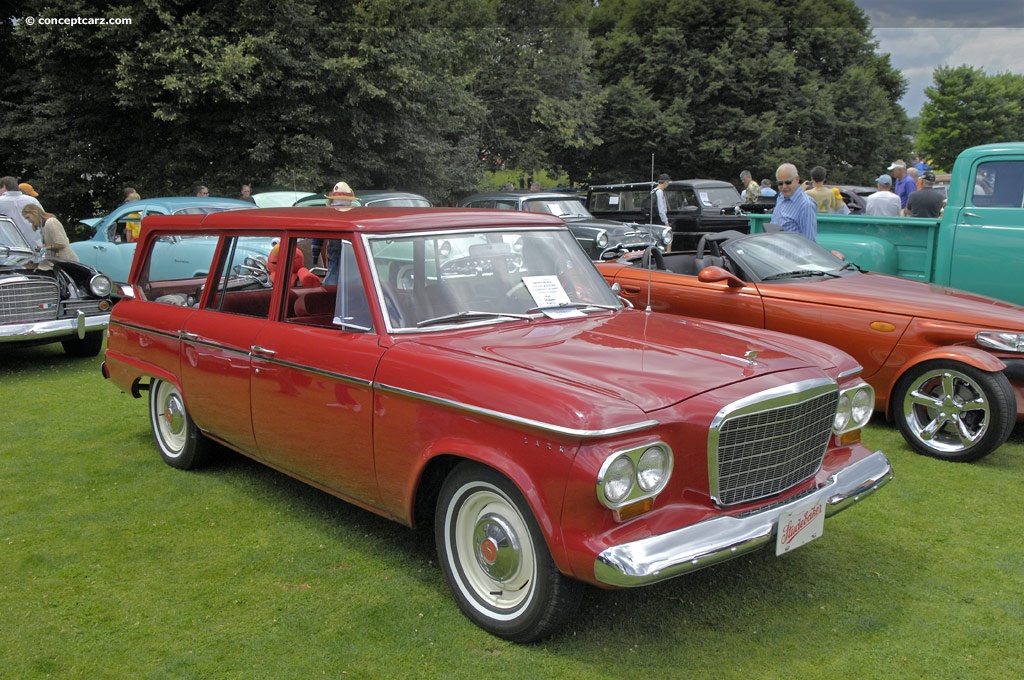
{"left": 892, "top": 360, "right": 1015, "bottom": 462}
{"left": 148, "top": 379, "right": 215, "bottom": 469}
{"left": 435, "top": 462, "right": 583, "bottom": 642}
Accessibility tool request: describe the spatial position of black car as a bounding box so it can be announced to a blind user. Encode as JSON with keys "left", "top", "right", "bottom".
{"left": 457, "top": 191, "right": 671, "bottom": 259}
{"left": 743, "top": 185, "right": 872, "bottom": 216}
{"left": 586, "top": 180, "right": 749, "bottom": 250}
{"left": 0, "top": 218, "right": 112, "bottom": 357}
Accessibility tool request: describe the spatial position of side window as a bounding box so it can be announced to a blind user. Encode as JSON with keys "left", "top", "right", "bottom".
{"left": 206, "top": 235, "right": 280, "bottom": 318}
{"left": 136, "top": 229, "right": 215, "bottom": 306}
{"left": 286, "top": 239, "right": 372, "bottom": 332}
{"left": 972, "top": 161, "right": 1024, "bottom": 208}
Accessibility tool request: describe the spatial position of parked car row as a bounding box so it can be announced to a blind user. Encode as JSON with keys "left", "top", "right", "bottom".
{"left": 14, "top": 177, "right": 1018, "bottom": 643}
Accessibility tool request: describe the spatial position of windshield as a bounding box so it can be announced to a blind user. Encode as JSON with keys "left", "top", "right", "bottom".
{"left": 0, "top": 219, "right": 32, "bottom": 251}
{"left": 522, "top": 198, "right": 591, "bottom": 219}
{"left": 725, "top": 232, "right": 846, "bottom": 281}
{"left": 367, "top": 228, "right": 620, "bottom": 331}
{"left": 693, "top": 187, "right": 742, "bottom": 208}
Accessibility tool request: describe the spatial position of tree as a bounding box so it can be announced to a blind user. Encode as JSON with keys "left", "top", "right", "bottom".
{"left": 917, "top": 66, "right": 1024, "bottom": 170}
{"left": 585, "top": 0, "right": 911, "bottom": 185}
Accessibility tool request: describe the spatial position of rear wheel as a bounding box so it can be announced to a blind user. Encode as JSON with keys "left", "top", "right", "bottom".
{"left": 435, "top": 462, "right": 583, "bottom": 642}
{"left": 61, "top": 330, "right": 104, "bottom": 357}
{"left": 892, "top": 361, "right": 1015, "bottom": 462}
{"left": 148, "top": 379, "right": 215, "bottom": 469}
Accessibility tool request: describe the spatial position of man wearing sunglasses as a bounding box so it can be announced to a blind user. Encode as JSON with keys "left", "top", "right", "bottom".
{"left": 770, "top": 163, "right": 817, "bottom": 241}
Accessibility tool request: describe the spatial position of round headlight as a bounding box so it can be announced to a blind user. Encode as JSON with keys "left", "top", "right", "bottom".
{"left": 637, "top": 446, "right": 669, "bottom": 492}
{"left": 603, "top": 456, "right": 634, "bottom": 503}
{"left": 834, "top": 393, "right": 851, "bottom": 432}
{"left": 89, "top": 274, "right": 112, "bottom": 298}
{"left": 851, "top": 387, "right": 873, "bottom": 426}
{"left": 661, "top": 228, "right": 673, "bottom": 246}
{"left": 595, "top": 231, "right": 609, "bottom": 248}
{"left": 439, "top": 240, "right": 452, "bottom": 257}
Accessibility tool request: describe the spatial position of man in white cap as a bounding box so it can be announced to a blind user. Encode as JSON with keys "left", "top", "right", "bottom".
{"left": 865, "top": 174, "right": 902, "bottom": 216}
{"left": 887, "top": 159, "right": 916, "bottom": 209}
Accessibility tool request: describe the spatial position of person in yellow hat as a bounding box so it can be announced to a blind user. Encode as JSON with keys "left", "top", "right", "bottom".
{"left": 312, "top": 181, "right": 361, "bottom": 284}
{"left": 18, "top": 182, "right": 39, "bottom": 197}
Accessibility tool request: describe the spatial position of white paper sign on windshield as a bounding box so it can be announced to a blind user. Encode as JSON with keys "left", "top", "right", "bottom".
{"left": 522, "top": 276, "right": 584, "bottom": 318}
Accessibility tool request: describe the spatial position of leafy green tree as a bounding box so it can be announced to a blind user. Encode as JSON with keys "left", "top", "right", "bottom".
{"left": 917, "top": 66, "right": 1024, "bottom": 171}
{"left": 585, "top": 0, "right": 910, "bottom": 185}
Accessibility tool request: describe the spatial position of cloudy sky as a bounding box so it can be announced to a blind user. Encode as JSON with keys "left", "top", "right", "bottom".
{"left": 854, "top": 0, "right": 1024, "bottom": 115}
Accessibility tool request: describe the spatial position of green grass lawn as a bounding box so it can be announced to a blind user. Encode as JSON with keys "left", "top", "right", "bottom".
{"left": 2, "top": 343, "right": 1022, "bottom": 679}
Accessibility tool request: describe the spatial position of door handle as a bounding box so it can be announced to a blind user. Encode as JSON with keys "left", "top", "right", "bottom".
{"left": 178, "top": 330, "right": 198, "bottom": 341}
{"left": 621, "top": 285, "right": 642, "bottom": 295}
{"left": 250, "top": 345, "right": 276, "bottom": 357}
{"left": 963, "top": 211, "right": 979, "bottom": 218}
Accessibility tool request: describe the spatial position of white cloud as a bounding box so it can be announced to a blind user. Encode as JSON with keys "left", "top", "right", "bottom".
{"left": 872, "top": 28, "right": 1024, "bottom": 115}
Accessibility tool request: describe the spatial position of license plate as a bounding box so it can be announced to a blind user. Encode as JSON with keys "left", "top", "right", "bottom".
{"left": 776, "top": 497, "right": 825, "bottom": 555}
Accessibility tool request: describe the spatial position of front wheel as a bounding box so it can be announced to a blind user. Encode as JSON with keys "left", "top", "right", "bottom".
{"left": 435, "top": 462, "right": 583, "bottom": 642}
{"left": 892, "top": 361, "right": 1015, "bottom": 462}
{"left": 61, "top": 330, "right": 104, "bottom": 357}
{"left": 148, "top": 379, "right": 216, "bottom": 469}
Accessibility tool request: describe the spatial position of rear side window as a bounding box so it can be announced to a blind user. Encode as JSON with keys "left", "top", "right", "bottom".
{"left": 205, "top": 235, "right": 281, "bottom": 318}
{"left": 136, "top": 232, "right": 219, "bottom": 306}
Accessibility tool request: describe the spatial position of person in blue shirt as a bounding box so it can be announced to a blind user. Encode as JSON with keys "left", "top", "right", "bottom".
{"left": 771, "top": 163, "right": 817, "bottom": 241}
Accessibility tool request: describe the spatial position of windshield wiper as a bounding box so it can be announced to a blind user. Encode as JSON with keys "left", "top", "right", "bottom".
{"left": 839, "top": 261, "right": 864, "bottom": 272}
{"left": 416, "top": 310, "right": 534, "bottom": 328}
{"left": 761, "top": 269, "right": 841, "bottom": 282}
{"left": 525, "top": 302, "right": 619, "bottom": 314}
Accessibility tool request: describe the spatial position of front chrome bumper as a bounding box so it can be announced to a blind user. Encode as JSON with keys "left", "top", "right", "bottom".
{"left": 594, "top": 450, "right": 892, "bottom": 587}
{"left": 0, "top": 312, "right": 110, "bottom": 343}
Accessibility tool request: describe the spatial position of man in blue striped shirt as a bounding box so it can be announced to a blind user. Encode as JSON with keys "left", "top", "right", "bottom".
{"left": 771, "top": 163, "right": 817, "bottom": 241}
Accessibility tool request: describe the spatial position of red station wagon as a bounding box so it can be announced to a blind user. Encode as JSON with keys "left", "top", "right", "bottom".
{"left": 103, "top": 207, "right": 892, "bottom": 641}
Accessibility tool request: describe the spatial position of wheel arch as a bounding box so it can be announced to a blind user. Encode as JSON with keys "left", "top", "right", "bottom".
{"left": 410, "top": 444, "right": 573, "bottom": 575}
{"left": 884, "top": 347, "right": 1007, "bottom": 419}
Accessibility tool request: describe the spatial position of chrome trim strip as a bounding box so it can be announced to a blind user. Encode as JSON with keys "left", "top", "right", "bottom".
{"left": 593, "top": 450, "right": 892, "bottom": 587}
{"left": 0, "top": 314, "right": 110, "bottom": 341}
{"left": 376, "top": 382, "right": 659, "bottom": 438}
{"left": 837, "top": 366, "right": 863, "bottom": 381}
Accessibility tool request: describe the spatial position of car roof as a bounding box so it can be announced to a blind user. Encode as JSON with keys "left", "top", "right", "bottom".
{"left": 589, "top": 179, "right": 736, "bottom": 191}
{"left": 459, "top": 192, "right": 582, "bottom": 203}
{"left": 141, "top": 206, "right": 567, "bottom": 236}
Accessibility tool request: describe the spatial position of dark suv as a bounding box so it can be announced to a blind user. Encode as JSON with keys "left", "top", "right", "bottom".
{"left": 457, "top": 191, "right": 671, "bottom": 259}
{"left": 586, "top": 180, "right": 749, "bottom": 250}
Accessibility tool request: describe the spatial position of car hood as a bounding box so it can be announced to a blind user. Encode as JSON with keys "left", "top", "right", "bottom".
{"left": 759, "top": 273, "right": 1024, "bottom": 330}
{"left": 379, "top": 311, "right": 841, "bottom": 430}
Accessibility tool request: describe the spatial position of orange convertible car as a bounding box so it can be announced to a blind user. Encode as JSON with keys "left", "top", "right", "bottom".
{"left": 598, "top": 230, "right": 1024, "bottom": 462}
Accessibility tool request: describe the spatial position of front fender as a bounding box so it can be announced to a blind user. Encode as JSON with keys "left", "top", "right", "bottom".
{"left": 898, "top": 345, "right": 1007, "bottom": 376}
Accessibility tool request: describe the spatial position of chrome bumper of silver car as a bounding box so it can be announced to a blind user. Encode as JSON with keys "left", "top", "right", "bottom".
{"left": 593, "top": 450, "right": 892, "bottom": 587}
{"left": 0, "top": 312, "right": 110, "bottom": 342}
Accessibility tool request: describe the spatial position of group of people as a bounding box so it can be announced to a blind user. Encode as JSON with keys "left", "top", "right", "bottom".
{"left": 0, "top": 176, "right": 77, "bottom": 260}
{"left": 865, "top": 160, "right": 944, "bottom": 218}
{"left": 737, "top": 156, "right": 946, "bottom": 243}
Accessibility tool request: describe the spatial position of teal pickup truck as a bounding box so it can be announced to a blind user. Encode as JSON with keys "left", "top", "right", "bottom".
{"left": 748, "top": 143, "right": 1024, "bottom": 305}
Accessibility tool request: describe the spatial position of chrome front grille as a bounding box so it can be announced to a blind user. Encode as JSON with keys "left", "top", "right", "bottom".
{"left": 709, "top": 379, "right": 838, "bottom": 507}
{"left": 0, "top": 277, "right": 60, "bottom": 324}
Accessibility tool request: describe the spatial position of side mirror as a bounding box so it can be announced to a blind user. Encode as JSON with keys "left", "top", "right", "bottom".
{"left": 698, "top": 266, "right": 745, "bottom": 288}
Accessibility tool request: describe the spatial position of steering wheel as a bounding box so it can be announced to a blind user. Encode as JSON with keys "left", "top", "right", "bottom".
{"left": 640, "top": 246, "right": 665, "bottom": 270}
{"left": 234, "top": 257, "right": 271, "bottom": 287}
